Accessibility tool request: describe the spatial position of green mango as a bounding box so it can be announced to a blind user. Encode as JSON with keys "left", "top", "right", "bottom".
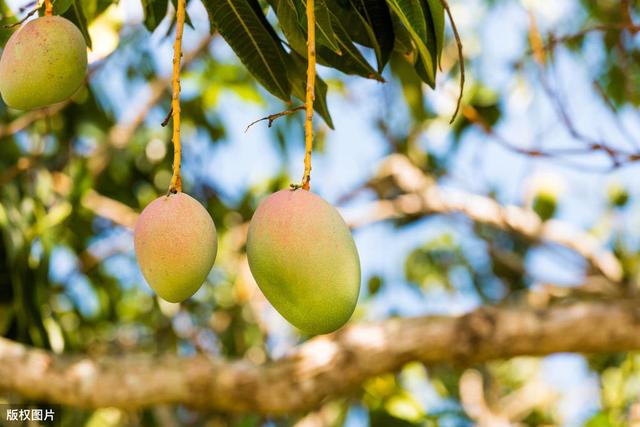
{"left": 247, "top": 189, "right": 361, "bottom": 334}
{"left": 0, "top": 16, "right": 87, "bottom": 110}
{"left": 134, "top": 192, "right": 218, "bottom": 303}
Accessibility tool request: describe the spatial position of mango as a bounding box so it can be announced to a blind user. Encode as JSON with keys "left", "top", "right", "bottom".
{"left": 0, "top": 16, "right": 87, "bottom": 110}
{"left": 247, "top": 189, "right": 360, "bottom": 334}
{"left": 134, "top": 192, "right": 218, "bottom": 303}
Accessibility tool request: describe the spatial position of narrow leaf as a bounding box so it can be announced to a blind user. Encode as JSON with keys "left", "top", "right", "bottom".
{"left": 204, "top": 0, "right": 291, "bottom": 101}
{"left": 350, "top": 0, "right": 395, "bottom": 71}
{"left": 317, "top": 10, "right": 383, "bottom": 81}
{"left": 386, "top": 0, "right": 435, "bottom": 84}
{"left": 426, "top": 0, "right": 444, "bottom": 64}
{"left": 70, "top": 0, "right": 92, "bottom": 48}
{"left": 141, "top": 0, "right": 168, "bottom": 32}
{"left": 272, "top": 0, "right": 307, "bottom": 55}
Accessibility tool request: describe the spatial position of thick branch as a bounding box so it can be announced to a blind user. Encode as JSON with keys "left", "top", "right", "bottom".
{"left": 1, "top": 300, "right": 639, "bottom": 413}
{"left": 345, "top": 155, "right": 623, "bottom": 282}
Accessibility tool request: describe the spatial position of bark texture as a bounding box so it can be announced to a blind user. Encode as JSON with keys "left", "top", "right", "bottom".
{"left": 1, "top": 299, "right": 639, "bottom": 413}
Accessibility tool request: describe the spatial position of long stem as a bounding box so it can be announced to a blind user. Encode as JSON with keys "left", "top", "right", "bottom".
{"left": 300, "top": 0, "right": 316, "bottom": 191}
{"left": 168, "top": 0, "right": 186, "bottom": 194}
{"left": 44, "top": 0, "right": 53, "bottom": 16}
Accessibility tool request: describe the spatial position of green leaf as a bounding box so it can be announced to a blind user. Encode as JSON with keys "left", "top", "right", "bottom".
{"left": 350, "top": 0, "right": 395, "bottom": 72}
{"left": 141, "top": 0, "right": 168, "bottom": 32}
{"left": 390, "top": 53, "right": 427, "bottom": 121}
{"left": 286, "top": 52, "right": 334, "bottom": 128}
{"left": 391, "top": 13, "right": 414, "bottom": 55}
{"left": 426, "top": 0, "right": 444, "bottom": 65}
{"left": 386, "top": 0, "right": 435, "bottom": 85}
{"left": 53, "top": 0, "right": 74, "bottom": 15}
{"left": 273, "top": 0, "right": 341, "bottom": 55}
{"left": 67, "top": 0, "right": 92, "bottom": 48}
{"left": 317, "top": 10, "right": 383, "bottom": 81}
{"left": 315, "top": 0, "right": 342, "bottom": 54}
{"left": 203, "top": 0, "right": 291, "bottom": 101}
{"left": 271, "top": 0, "right": 308, "bottom": 55}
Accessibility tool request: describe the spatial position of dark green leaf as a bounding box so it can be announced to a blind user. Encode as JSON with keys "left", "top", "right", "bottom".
{"left": 299, "top": 0, "right": 342, "bottom": 54}
{"left": 386, "top": 0, "right": 435, "bottom": 85}
{"left": 141, "top": 0, "right": 168, "bottom": 32}
{"left": 203, "top": 0, "right": 291, "bottom": 101}
{"left": 68, "top": 0, "right": 92, "bottom": 48}
{"left": 390, "top": 53, "right": 427, "bottom": 121}
{"left": 317, "top": 10, "right": 383, "bottom": 81}
{"left": 350, "top": 0, "right": 395, "bottom": 72}
{"left": 391, "top": 13, "right": 414, "bottom": 55}
{"left": 271, "top": 0, "right": 307, "bottom": 54}
{"left": 53, "top": 0, "right": 74, "bottom": 15}
{"left": 286, "top": 52, "right": 334, "bottom": 128}
{"left": 426, "top": 0, "right": 444, "bottom": 65}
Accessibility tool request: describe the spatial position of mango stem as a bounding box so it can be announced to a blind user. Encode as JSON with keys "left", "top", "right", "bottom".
{"left": 44, "top": 0, "right": 53, "bottom": 16}
{"left": 300, "top": 0, "right": 316, "bottom": 191}
{"left": 168, "top": 0, "right": 186, "bottom": 194}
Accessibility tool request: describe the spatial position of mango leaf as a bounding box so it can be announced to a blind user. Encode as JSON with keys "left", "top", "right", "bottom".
{"left": 318, "top": 10, "right": 383, "bottom": 81}
{"left": 274, "top": 0, "right": 341, "bottom": 55}
{"left": 141, "top": 0, "right": 168, "bottom": 32}
{"left": 204, "top": 0, "right": 291, "bottom": 101}
{"left": 324, "top": 0, "right": 371, "bottom": 47}
{"left": 426, "top": 0, "right": 444, "bottom": 65}
{"left": 350, "top": 0, "right": 395, "bottom": 72}
{"left": 66, "top": 0, "right": 92, "bottom": 48}
{"left": 271, "top": 0, "right": 307, "bottom": 55}
{"left": 287, "top": 52, "right": 334, "bottom": 128}
{"left": 315, "top": 0, "right": 342, "bottom": 54}
{"left": 386, "top": 0, "right": 435, "bottom": 85}
{"left": 53, "top": 0, "right": 74, "bottom": 14}
{"left": 390, "top": 53, "right": 428, "bottom": 121}
{"left": 391, "top": 13, "right": 414, "bottom": 55}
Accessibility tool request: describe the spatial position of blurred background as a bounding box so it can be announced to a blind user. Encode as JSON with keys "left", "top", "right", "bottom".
{"left": 1, "top": 0, "right": 640, "bottom": 425}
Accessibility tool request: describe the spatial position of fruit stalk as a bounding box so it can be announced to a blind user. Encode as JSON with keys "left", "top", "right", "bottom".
{"left": 44, "top": 0, "right": 53, "bottom": 16}
{"left": 301, "top": 0, "right": 316, "bottom": 191}
{"left": 169, "top": 0, "right": 186, "bottom": 194}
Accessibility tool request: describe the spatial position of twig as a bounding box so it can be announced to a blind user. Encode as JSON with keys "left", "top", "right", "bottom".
{"left": 439, "top": 0, "right": 464, "bottom": 123}
{"left": 161, "top": 107, "right": 173, "bottom": 127}
{"left": 244, "top": 106, "right": 305, "bottom": 132}
{"left": 44, "top": 0, "right": 52, "bottom": 16}
{"left": 300, "top": 0, "right": 316, "bottom": 191}
{"left": 2, "top": 3, "right": 38, "bottom": 28}
{"left": 168, "top": 0, "right": 186, "bottom": 194}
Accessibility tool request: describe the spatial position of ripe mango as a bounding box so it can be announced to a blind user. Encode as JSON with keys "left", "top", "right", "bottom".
{"left": 247, "top": 190, "right": 360, "bottom": 334}
{"left": 0, "top": 16, "right": 87, "bottom": 110}
{"left": 134, "top": 192, "right": 218, "bottom": 303}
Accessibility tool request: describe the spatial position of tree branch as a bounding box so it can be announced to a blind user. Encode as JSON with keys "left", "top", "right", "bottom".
{"left": 0, "top": 299, "right": 639, "bottom": 412}
{"left": 345, "top": 155, "right": 623, "bottom": 282}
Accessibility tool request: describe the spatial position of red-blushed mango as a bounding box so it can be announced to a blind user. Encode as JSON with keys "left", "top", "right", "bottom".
{"left": 134, "top": 192, "right": 217, "bottom": 303}
{"left": 247, "top": 189, "right": 360, "bottom": 334}
{"left": 0, "top": 16, "right": 87, "bottom": 110}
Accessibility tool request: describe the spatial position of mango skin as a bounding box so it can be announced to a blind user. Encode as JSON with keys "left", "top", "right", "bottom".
{"left": 0, "top": 16, "right": 87, "bottom": 110}
{"left": 134, "top": 192, "right": 218, "bottom": 303}
{"left": 247, "top": 190, "right": 361, "bottom": 335}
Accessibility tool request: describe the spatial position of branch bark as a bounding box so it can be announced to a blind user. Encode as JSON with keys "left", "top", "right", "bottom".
{"left": 345, "top": 155, "right": 623, "bottom": 282}
{"left": 1, "top": 299, "right": 639, "bottom": 413}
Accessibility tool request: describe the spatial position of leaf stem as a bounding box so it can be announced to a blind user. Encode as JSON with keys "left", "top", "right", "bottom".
{"left": 439, "top": 0, "right": 464, "bottom": 124}
{"left": 300, "top": 0, "right": 316, "bottom": 191}
{"left": 168, "top": 0, "right": 186, "bottom": 194}
{"left": 44, "top": 0, "right": 52, "bottom": 16}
